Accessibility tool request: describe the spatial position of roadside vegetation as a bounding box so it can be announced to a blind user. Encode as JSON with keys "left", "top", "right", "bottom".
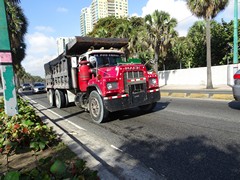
{"left": 0, "top": 96, "right": 99, "bottom": 179}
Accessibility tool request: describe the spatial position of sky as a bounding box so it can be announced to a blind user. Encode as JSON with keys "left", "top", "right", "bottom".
{"left": 19, "top": 0, "right": 239, "bottom": 78}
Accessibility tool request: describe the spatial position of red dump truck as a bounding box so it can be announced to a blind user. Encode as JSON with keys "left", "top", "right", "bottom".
{"left": 44, "top": 37, "right": 160, "bottom": 123}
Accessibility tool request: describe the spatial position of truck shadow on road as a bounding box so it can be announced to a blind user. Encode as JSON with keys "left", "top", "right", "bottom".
{"left": 118, "top": 135, "right": 240, "bottom": 179}
{"left": 108, "top": 101, "right": 170, "bottom": 122}
{"left": 228, "top": 101, "right": 240, "bottom": 110}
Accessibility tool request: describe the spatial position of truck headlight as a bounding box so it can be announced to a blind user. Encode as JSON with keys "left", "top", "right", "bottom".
{"left": 107, "top": 82, "right": 118, "bottom": 90}
{"left": 149, "top": 78, "right": 157, "bottom": 86}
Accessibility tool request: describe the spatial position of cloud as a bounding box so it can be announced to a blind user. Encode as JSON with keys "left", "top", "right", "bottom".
{"left": 141, "top": 0, "right": 238, "bottom": 36}
{"left": 141, "top": 0, "right": 198, "bottom": 36}
{"left": 130, "top": 13, "right": 139, "bottom": 17}
{"left": 22, "top": 33, "right": 57, "bottom": 77}
{"left": 35, "top": 26, "right": 55, "bottom": 33}
{"left": 25, "top": 32, "right": 57, "bottom": 55}
{"left": 56, "top": 7, "right": 68, "bottom": 13}
{"left": 22, "top": 54, "right": 57, "bottom": 78}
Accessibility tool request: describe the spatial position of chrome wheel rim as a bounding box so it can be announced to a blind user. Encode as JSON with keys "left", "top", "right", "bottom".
{"left": 90, "top": 97, "right": 100, "bottom": 118}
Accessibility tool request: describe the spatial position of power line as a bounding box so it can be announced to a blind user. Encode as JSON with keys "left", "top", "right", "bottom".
{"left": 177, "top": 14, "right": 194, "bottom": 24}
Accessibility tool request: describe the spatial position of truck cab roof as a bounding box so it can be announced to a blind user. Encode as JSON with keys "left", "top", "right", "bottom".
{"left": 81, "top": 49, "right": 124, "bottom": 57}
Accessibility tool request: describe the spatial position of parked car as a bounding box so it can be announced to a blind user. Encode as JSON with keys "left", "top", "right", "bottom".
{"left": 232, "top": 69, "right": 240, "bottom": 101}
{"left": 22, "top": 83, "right": 32, "bottom": 91}
{"left": 32, "top": 82, "right": 46, "bottom": 94}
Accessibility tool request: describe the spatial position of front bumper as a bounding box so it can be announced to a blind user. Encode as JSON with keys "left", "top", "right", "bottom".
{"left": 232, "top": 85, "right": 240, "bottom": 101}
{"left": 104, "top": 89, "right": 160, "bottom": 112}
{"left": 33, "top": 88, "right": 46, "bottom": 93}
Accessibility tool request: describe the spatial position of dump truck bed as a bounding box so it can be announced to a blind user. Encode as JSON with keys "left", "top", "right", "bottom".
{"left": 66, "top": 36, "right": 128, "bottom": 55}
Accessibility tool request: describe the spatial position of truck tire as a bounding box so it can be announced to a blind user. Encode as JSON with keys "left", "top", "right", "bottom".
{"left": 139, "top": 102, "right": 157, "bottom": 112}
{"left": 47, "top": 89, "right": 55, "bottom": 107}
{"left": 55, "top": 89, "right": 66, "bottom": 108}
{"left": 64, "top": 90, "right": 69, "bottom": 107}
{"left": 89, "top": 91, "right": 109, "bottom": 123}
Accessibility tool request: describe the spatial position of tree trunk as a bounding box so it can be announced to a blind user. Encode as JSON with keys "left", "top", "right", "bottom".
{"left": 154, "top": 41, "right": 160, "bottom": 73}
{"left": 206, "top": 18, "right": 213, "bottom": 89}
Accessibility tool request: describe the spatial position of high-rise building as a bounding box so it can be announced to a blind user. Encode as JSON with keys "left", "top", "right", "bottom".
{"left": 80, "top": 7, "right": 92, "bottom": 36}
{"left": 80, "top": 0, "right": 128, "bottom": 36}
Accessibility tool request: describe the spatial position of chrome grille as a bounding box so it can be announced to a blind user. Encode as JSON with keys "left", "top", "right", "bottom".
{"left": 124, "top": 71, "right": 144, "bottom": 93}
{"left": 124, "top": 71, "right": 144, "bottom": 80}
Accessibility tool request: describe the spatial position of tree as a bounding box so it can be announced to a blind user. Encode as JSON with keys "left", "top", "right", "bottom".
{"left": 172, "top": 36, "right": 193, "bottom": 69}
{"left": 144, "top": 10, "right": 177, "bottom": 72}
{"left": 186, "top": 0, "right": 229, "bottom": 89}
{"left": 211, "top": 20, "right": 229, "bottom": 65}
{"left": 88, "top": 16, "right": 124, "bottom": 37}
{"left": 5, "top": 0, "right": 28, "bottom": 70}
{"left": 187, "top": 21, "right": 206, "bottom": 67}
{"left": 89, "top": 16, "right": 150, "bottom": 61}
{"left": 221, "top": 19, "right": 240, "bottom": 64}
{"left": 7, "top": 0, "right": 20, "bottom": 3}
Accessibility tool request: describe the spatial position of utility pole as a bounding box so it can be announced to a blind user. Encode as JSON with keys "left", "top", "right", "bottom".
{"left": 233, "top": 0, "right": 239, "bottom": 64}
{"left": 0, "top": 0, "right": 18, "bottom": 116}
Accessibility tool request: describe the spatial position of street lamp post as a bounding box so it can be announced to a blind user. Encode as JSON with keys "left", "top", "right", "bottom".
{"left": 0, "top": 0, "right": 18, "bottom": 116}
{"left": 233, "top": 0, "right": 239, "bottom": 64}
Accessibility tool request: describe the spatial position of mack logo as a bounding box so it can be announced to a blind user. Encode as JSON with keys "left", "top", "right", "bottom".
{"left": 124, "top": 66, "right": 140, "bottom": 70}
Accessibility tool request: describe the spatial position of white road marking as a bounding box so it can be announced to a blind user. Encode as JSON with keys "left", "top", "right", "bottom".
{"left": 23, "top": 95, "right": 87, "bottom": 132}
{"left": 111, "top": 145, "right": 123, "bottom": 152}
{"left": 31, "top": 100, "right": 37, "bottom": 104}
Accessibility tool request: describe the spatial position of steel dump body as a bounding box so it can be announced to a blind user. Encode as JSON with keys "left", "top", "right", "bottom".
{"left": 44, "top": 54, "right": 73, "bottom": 89}
{"left": 44, "top": 37, "right": 160, "bottom": 123}
{"left": 66, "top": 36, "right": 129, "bottom": 55}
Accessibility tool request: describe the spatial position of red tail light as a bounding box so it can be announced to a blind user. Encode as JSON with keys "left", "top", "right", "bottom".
{"left": 234, "top": 74, "right": 240, "bottom": 79}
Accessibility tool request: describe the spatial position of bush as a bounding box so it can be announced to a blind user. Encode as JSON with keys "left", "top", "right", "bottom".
{"left": 0, "top": 96, "right": 57, "bottom": 154}
{"left": 0, "top": 96, "right": 99, "bottom": 179}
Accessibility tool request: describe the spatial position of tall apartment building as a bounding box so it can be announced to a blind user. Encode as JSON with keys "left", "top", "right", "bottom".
{"left": 80, "top": 0, "right": 128, "bottom": 36}
{"left": 80, "top": 7, "right": 92, "bottom": 37}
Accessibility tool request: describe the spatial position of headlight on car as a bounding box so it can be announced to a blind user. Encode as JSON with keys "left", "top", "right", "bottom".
{"left": 149, "top": 78, "right": 157, "bottom": 86}
{"left": 107, "top": 82, "right": 118, "bottom": 90}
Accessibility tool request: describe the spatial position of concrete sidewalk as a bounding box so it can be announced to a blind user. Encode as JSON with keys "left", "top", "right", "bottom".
{"left": 160, "top": 84, "right": 234, "bottom": 100}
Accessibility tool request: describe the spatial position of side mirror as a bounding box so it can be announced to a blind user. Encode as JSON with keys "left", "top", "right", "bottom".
{"left": 89, "top": 56, "right": 97, "bottom": 66}
{"left": 150, "top": 59, "right": 154, "bottom": 64}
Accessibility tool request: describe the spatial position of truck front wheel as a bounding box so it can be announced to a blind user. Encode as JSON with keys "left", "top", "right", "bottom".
{"left": 89, "top": 91, "right": 109, "bottom": 123}
{"left": 47, "top": 89, "right": 55, "bottom": 107}
{"left": 55, "top": 89, "right": 66, "bottom": 108}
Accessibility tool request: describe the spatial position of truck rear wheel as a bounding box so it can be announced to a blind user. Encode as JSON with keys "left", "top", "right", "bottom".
{"left": 47, "top": 89, "right": 55, "bottom": 107}
{"left": 89, "top": 91, "right": 109, "bottom": 123}
{"left": 55, "top": 89, "right": 66, "bottom": 108}
{"left": 139, "top": 102, "right": 157, "bottom": 112}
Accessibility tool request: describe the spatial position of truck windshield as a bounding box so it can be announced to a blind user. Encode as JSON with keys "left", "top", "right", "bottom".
{"left": 92, "top": 53, "right": 124, "bottom": 67}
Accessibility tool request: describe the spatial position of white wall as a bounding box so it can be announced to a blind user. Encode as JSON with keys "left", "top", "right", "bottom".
{"left": 158, "top": 64, "right": 240, "bottom": 86}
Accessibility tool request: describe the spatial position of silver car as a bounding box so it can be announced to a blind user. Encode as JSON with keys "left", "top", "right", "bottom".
{"left": 22, "top": 83, "right": 32, "bottom": 91}
{"left": 232, "top": 69, "right": 240, "bottom": 101}
{"left": 32, "top": 82, "right": 46, "bottom": 94}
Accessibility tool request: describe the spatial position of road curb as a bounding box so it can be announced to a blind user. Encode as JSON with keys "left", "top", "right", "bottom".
{"left": 161, "top": 92, "right": 234, "bottom": 100}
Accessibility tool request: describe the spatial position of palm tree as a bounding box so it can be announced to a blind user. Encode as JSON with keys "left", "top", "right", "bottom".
{"left": 5, "top": 0, "right": 28, "bottom": 71}
{"left": 94, "top": 27, "right": 108, "bottom": 38}
{"left": 186, "top": 0, "right": 229, "bottom": 89}
{"left": 144, "top": 10, "right": 177, "bottom": 72}
{"left": 114, "top": 19, "right": 133, "bottom": 58}
{"left": 6, "top": 0, "right": 20, "bottom": 3}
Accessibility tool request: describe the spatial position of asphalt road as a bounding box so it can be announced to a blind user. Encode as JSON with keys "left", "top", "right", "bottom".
{"left": 22, "top": 91, "right": 240, "bottom": 180}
